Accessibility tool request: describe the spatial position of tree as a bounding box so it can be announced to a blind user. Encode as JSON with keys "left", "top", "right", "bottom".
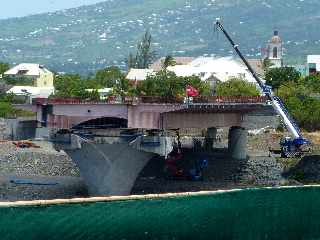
{"left": 277, "top": 81, "right": 309, "bottom": 100}
{"left": 54, "top": 68, "right": 133, "bottom": 99}
{"left": 215, "top": 78, "right": 260, "bottom": 96}
{"left": 54, "top": 74, "right": 90, "bottom": 98}
{"left": 299, "top": 74, "right": 320, "bottom": 93}
{"left": 162, "top": 55, "right": 176, "bottom": 70}
{"left": 127, "top": 30, "right": 157, "bottom": 69}
{"left": 0, "top": 102, "right": 14, "bottom": 118}
{"left": 54, "top": 74, "right": 81, "bottom": 97}
{"left": 94, "top": 66, "right": 125, "bottom": 88}
{"left": 276, "top": 76, "right": 320, "bottom": 131}
{"left": 262, "top": 59, "right": 274, "bottom": 74}
{"left": 136, "top": 70, "right": 210, "bottom": 97}
{"left": 0, "top": 63, "right": 9, "bottom": 75}
{"left": 282, "top": 94, "right": 320, "bottom": 131}
{"left": 4, "top": 76, "right": 34, "bottom": 86}
{"left": 127, "top": 53, "right": 138, "bottom": 69}
{"left": 265, "top": 67, "right": 301, "bottom": 90}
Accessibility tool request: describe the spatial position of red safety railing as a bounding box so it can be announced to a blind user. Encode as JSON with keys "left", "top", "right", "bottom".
{"left": 33, "top": 96, "right": 268, "bottom": 105}
{"left": 192, "top": 96, "right": 268, "bottom": 104}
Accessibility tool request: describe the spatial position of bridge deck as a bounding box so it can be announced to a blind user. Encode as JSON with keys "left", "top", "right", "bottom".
{"left": 33, "top": 96, "right": 273, "bottom": 130}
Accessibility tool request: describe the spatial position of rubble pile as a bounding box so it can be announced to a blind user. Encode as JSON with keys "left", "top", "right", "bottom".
{"left": 237, "top": 156, "right": 285, "bottom": 186}
{"left": 0, "top": 142, "right": 79, "bottom": 177}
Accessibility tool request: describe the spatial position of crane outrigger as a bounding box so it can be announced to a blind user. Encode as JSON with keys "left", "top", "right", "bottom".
{"left": 214, "top": 19, "right": 311, "bottom": 157}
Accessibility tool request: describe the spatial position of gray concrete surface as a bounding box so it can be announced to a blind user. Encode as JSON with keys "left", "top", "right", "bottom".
{"left": 65, "top": 142, "right": 155, "bottom": 196}
{"left": 0, "top": 118, "right": 37, "bottom": 140}
{"left": 228, "top": 127, "right": 248, "bottom": 160}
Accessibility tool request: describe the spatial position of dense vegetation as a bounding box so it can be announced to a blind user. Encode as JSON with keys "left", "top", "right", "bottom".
{"left": 266, "top": 67, "right": 320, "bottom": 131}
{"left": 54, "top": 67, "right": 131, "bottom": 99}
{"left": 137, "top": 70, "right": 210, "bottom": 97}
{"left": 53, "top": 67, "right": 210, "bottom": 99}
{"left": 0, "top": 0, "right": 319, "bottom": 73}
{"left": 0, "top": 63, "right": 36, "bottom": 118}
{"left": 215, "top": 78, "right": 260, "bottom": 97}
{"left": 0, "top": 93, "right": 35, "bottom": 118}
{"left": 0, "top": 63, "right": 9, "bottom": 76}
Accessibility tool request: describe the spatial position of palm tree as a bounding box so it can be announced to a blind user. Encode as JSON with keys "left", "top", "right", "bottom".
{"left": 162, "top": 55, "right": 176, "bottom": 70}
{"left": 126, "top": 30, "right": 157, "bottom": 70}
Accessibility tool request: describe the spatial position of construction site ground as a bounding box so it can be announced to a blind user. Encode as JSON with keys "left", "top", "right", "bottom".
{"left": 132, "top": 131, "right": 320, "bottom": 195}
{"left": 0, "top": 131, "right": 320, "bottom": 200}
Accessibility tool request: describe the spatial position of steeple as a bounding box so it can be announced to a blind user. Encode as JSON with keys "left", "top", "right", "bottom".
{"left": 266, "top": 30, "right": 283, "bottom": 68}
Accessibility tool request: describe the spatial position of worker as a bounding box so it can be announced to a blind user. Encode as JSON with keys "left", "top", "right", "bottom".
{"left": 189, "top": 159, "right": 208, "bottom": 181}
{"left": 164, "top": 147, "right": 184, "bottom": 179}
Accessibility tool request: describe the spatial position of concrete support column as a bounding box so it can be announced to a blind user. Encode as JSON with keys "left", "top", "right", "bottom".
{"left": 65, "top": 142, "right": 155, "bottom": 196}
{"left": 228, "top": 126, "right": 247, "bottom": 160}
{"left": 54, "top": 134, "right": 159, "bottom": 197}
{"left": 204, "top": 127, "right": 217, "bottom": 151}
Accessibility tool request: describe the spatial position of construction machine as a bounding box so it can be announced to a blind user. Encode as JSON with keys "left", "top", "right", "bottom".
{"left": 214, "top": 19, "right": 311, "bottom": 157}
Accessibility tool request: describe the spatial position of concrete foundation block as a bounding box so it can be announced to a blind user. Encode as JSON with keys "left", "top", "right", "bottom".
{"left": 204, "top": 127, "right": 217, "bottom": 151}
{"left": 228, "top": 126, "right": 248, "bottom": 160}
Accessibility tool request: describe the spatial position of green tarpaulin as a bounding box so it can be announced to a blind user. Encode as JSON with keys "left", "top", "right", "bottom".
{"left": 0, "top": 186, "right": 320, "bottom": 240}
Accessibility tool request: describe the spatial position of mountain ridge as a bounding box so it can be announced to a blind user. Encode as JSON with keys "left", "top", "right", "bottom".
{"left": 0, "top": 0, "right": 319, "bottom": 74}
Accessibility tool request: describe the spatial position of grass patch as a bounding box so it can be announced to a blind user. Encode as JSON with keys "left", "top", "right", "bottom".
{"left": 289, "top": 170, "right": 305, "bottom": 182}
{"left": 0, "top": 102, "right": 35, "bottom": 119}
{"left": 14, "top": 109, "right": 36, "bottom": 118}
{"left": 276, "top": 157, "right": 300, "bottom": 169}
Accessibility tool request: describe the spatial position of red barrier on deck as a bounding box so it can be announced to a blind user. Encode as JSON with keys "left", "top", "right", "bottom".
{"left": 33, "top": 96, "right": 268, "bottom": 105}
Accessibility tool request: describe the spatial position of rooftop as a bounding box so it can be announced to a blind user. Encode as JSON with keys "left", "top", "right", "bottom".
{"left": 4, "top": 63, "right": 52, "bottom": 77}
{"left": 126, "top": 68, "right": 155, "bottom": 81}
{"left": 150, "top": 57, "right": 195, "bottom": 71}
{"left": 7, "top": 86, "right": 54, "bottom": 98}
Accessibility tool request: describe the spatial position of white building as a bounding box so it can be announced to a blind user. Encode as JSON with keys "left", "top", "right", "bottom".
{"left": 126, "top": 68, "right": 155, "bottom": 83}
{"left": 127, "top": 57, "right": 260, "bottom": 90}
{"left": 4, "top": 63, "right": 54, "bottom": 88}
{"left": 167, "top": 57, "right": 257, "bottom": 83}
{"left": 149, "top": 57, "right": 194, "bottom": 71}
{"left": 307, "top": 55, "right": 320, "bottom": 75}
{"left": 6, "top": 86, "right": 54, "bottom": 103}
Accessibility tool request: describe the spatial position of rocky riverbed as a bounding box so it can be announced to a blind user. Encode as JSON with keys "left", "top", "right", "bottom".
{"left": 0, "top": 130, "right": 320, "bottom": 201}
{"left": 0, "top": 141, "right": 87, "bottom": 201}
{"left": 133, "top": 131, "right": 320, "bottom": 195}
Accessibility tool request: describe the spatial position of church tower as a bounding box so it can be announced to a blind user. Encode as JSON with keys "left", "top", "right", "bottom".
{"left": 266, "top": 31, "right": 283, "bottom": 68}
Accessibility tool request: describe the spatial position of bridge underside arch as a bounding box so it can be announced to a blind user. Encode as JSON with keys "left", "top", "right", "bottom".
{"left": 72, "top": 117, "right": 128, "bottom": 130}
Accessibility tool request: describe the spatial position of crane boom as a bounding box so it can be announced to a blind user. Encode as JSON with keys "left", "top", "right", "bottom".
{"left": 214, "top": 19, "right": 310, "bottom": 156}
{"left": 214, "top": 19, "right": 267, "bottom": 94}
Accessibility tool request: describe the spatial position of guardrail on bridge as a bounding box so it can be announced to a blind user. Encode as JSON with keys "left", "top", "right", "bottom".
{"left": 33, "top": 96, "right": 268, "bottom": 105}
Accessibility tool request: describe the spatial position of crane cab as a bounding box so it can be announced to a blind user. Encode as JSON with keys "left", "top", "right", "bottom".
{"left": 280, "top": 137, "right": 311, "bottom": 158}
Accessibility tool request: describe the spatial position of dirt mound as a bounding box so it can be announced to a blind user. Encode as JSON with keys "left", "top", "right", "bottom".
{"left": 284, "top": 155, "right": 320, "bottom": 182}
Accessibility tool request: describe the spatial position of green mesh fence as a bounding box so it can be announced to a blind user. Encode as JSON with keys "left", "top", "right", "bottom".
{"left": 1, "top": 186, "right": 320, "bottom": 240}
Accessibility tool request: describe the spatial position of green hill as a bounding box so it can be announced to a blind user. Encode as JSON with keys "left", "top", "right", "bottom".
{"left": 0, "top": 0, "right": 319, "bottom": 74}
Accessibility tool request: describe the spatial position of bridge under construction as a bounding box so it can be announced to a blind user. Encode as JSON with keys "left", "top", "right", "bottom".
{"left": 40, "top": 96, "right": 277, "bottom": 196}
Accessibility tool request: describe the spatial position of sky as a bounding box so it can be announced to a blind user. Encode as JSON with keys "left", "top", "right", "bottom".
{"left": 0, "top": 0, "right": 104, "bottom": 19}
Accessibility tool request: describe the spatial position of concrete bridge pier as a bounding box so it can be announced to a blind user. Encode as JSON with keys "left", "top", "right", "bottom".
{"left": 54, "top": 134, "right": 174, "bottom": 197}
{"left": 204, "top": 127, "right": 217, "bottom": 151}
{"left": 65, "top": 141, "right": 155, "bottom": 196}
{"left": 228, "top": 126, "right": 248, "bottom": 160}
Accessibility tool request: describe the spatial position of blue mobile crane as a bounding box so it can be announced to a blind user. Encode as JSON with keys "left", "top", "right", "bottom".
{"left": 214, "top": 19, "right": 311, "bottom": 157}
